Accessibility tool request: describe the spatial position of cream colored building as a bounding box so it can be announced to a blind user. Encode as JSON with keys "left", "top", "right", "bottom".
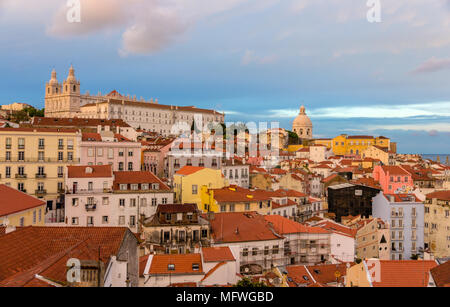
{"left": 424, "top": 191, "right": 450, "bottom": 258}
{"left": 292, "top": 106, "right": 313, "bottom": 140}
{"left": 0, "top": 102, "right": 32, "bottom": 112}
{"left": 0, "top": 128, "right": 81, "bottom": 222}
{"left": 45, "top": 66, "right": 225, "bottom": 136}
{"left": 356, "top": 218, "right": 390, "bottom": 260}
{"left": 362, "top": 145, "right": 395, "bottom": 166}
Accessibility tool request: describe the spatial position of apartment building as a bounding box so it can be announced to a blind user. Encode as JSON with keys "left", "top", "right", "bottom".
{"left": 64, "top": 165, "right": 174, "bottom": 233}
{"left": 372, "top": 192, "right": 425, "bottom": 260}
{"left": 355, "top": 218, "right": 390, "bottom": 260}
{"left": 141, "top": 203, "right": 211, "bottom": 255}
{"left": 80, "top": 131, "right": 141, "bottom": 171}
{"left": 221, "top": 158, "right": 250, "bottom": 188}
{"left": 424, "top": 191, "right": 450, "bottom": 258}
{"left": 0, "top": 128, "right": 81, "bottom": 222}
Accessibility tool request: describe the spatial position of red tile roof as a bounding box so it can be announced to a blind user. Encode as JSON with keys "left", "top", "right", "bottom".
{"left": 379, "top": 165, "right": 411, "bottom": 176}
{"left": 265, "top": 215, "right": 330, "bottom": 235}
{"left": 430, "top": 260, "right": 450, "bottom": 287}
{"left": 67, "top": 165, "right": 113, "bottom": 178}
{"left": 211, "top": 186, "right": 271, "bottom": 203}
{"left": 0, "top": 185, "right": 45, "bottom": 217}
{"left": 368, "top": 260, "right": 438, "bottom": 287}
{"left": 175, "top": 166, "right": 205, "bottom": 176}
{"left": 426, "top": 190, "right": 450, "bottom": 201}
{"left": 113, "top": 171, "right": 170, "bottom": 190}
{"left": 148, "top": 254, "right": 203, "bottom": 275}
{"left": 314, "top": 220, "right": 357, "bottom": 238}
{"left": 208, "top": 212, "right": 283, "bottom": 243}
{"left": 31, "top": 117, "right": 131, "bottom": 128}
{"left": 0, "top": 226, "right": 133, "bottom": 283}
{"left": 202, "top": 247, "right": 235, "bottom": 262}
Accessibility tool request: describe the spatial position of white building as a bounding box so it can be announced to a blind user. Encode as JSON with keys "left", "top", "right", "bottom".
{"left": 45, "top": 66, "right": 225, "bottom": 136}
{"left": 64, "top": 165, "right": 174, "bottom": 233}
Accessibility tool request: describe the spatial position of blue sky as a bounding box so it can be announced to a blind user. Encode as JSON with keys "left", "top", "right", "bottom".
{"left": 1, "top": 0, "right": 450, "bottom": 154}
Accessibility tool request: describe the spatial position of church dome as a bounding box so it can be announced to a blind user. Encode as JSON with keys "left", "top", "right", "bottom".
{"left": 292, "top": 105, "right": 313, "bottom": 139}
{"left": 293, "top": 106, "right": 312, "bottom": 127}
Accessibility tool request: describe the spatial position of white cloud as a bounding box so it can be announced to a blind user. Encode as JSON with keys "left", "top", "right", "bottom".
{"left": 241, "top": 50, "right": 277, "bottom": 65}
{"left": 267, "top": 101, "right": 450, "bottom": 119}
{"left": 411, "top": 57, "right": 450, "bottom": 74}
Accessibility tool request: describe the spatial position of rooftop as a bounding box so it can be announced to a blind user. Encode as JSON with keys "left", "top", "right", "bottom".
{"left": 0, "top": 185, "right": 46, "bottom": 217}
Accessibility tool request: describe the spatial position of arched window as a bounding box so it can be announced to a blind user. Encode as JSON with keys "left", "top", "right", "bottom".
{"left": 73, "top": 85, "right": 76, "bottom": 92}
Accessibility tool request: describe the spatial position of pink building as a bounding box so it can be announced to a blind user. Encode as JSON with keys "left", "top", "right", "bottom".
{"left": 80, "top": 131, "right": 141, "bottom": 172}
{"left": 373, "top": 165, "right": 413, "bottom": 194}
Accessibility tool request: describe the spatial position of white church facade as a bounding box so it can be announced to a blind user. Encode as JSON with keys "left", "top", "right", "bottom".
{"left": 45, "top": 66, "right": 225, "bottom": 136}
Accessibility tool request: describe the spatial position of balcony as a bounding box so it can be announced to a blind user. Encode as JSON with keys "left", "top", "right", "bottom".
{"left": 0, "top": 157, "right": 80, "bottom": 163}
{"left": 15, "top": 174, "right": 27, "bottom": 179}
{"left": 5, "top": 144, "right": 11, "bottom": 149}
{"left": 85, "top": 204, "right": 97, "bottom": 211}
{"left": 58, "top": 188, "right": 65, "bottom": 194}
{"left": 58, "top": 145, "right": 64, "bottom": 150}
{"left": 35, "top": 190, "right": 47, "bottom": 197}
{"left": 35, "top": 173, "right": 47, "bottom": 179}
{"left": 38, "top": 145, "right": 45, "bottom": 150}
{"left": 18, "top": 145, "right": 25, "bottom": 149}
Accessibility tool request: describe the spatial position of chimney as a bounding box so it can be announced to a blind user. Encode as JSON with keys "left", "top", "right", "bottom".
{"left": 235, "top": 227, "right": 239, "bottom": 235}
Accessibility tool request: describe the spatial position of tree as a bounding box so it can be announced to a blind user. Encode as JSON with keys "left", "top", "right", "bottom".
{"left": 235, "top": 277, "right": 267, "bottom": 288}
{"left": 287, "top": 130, "right": 299, "bottom": 145}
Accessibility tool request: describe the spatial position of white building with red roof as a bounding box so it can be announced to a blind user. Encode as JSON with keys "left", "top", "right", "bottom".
{"left": 64, "top": 165, "right": 174, "bottom": 232}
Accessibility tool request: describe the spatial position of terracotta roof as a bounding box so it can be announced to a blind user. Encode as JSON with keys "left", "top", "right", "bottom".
{"left": 202, "top": 247, "right": 235, "bottom": 262}
{"left": 67, "top": 165, "right": 112, "bottom": 178}
{"left": 272, "top": 199, "right": 297, "bottom": 209}
{"left": 31, "top": 117, "right": 131, "bottom": 128}
{"left": 379, "top": 165, "right": 411, "bottom": 176}
{"left": 0, "top": 226, "right": 133, "bottom": 283}
{"left": 430, "top": 260, "right": 450, "bottom": 287}
{"left": 156, "top": 204, "right": 197, "bottom": 214}
{"left": 211, "top": 186, "right": 271, "bottom": 203}
{"left": 148, "top": 254, "right": 203, "bottom": 275}
{"left": 175, "top": 166, "right": 205, "bottom": 176}
{"left": 113, "top": 171, "right": 170, "bottom": 190}
{"left": 368, "top": 260, "right": 438, "bottom": 287}
{"left": 384, "top": 194, "right": 421, "bottom": 203}
{"left": 265, "top": 215, "right": 330, "bottom": 235}
{"left": 314, "top": 220, "right": 357, "bottom": 238}
{"left": 208, "top": 212, "right": 283, "bottom": 243}
{"left": 0, "top": 127, "right": 78, "bottom": 133}
{"left": 426, "top": 190, "right": 450, "bottom": 201}
{"left": 0, "top": 185, "right": 46, "bottom": 217}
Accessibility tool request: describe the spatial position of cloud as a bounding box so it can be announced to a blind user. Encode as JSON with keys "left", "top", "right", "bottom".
{"left": 411, "top": 57, "right": 450, "bottom": 74}
{"left": 241, "top": 50, "right": 277, "bottom": 65}
{"left": 367, "top": 123, "right": 450, "bottom": 133}
{"left": 265, "top": 101, "right": 450, "bottom": 119}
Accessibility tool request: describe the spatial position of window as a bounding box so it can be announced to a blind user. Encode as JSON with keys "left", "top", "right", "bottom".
{"left": 192, "top": 185, "right": 198, "bottom": 195}
{"left": 272, "top": 245, "right": 279, "bottom": 254}
{"left": 68, "top": 152, "right": 73, "bottom": 161}
{"left": 118, "top": 162, "right": 124, "bottom": 171}
{"left": 252, "top": 248, "right": 258, "bottom": 256}
{"left": 131, "top": 184, "right": 138, "bottom": 190}
{"left": 5, "top": 167, "right": 10, "bottom": 178}
{"left": 152, "top": 198, "right": 157, "bottom": 206}
{"left": 243, "top": 248, "right": 248, "bottom": 256}
{"left": 18, "top": 151, "right": 24, "bottom": 161}
{"left": 129, "top": 215, "right": 136, "bottom": 226}
{"left": 119, "top": 199, "right": 125, "bottom": 207}
{"left": 58, "top": 152, "right": 63, "bottom": 161}
{"left": 142, "top": 184, "right": 149, "bottom": 190}
{"left": 119, "top": 216, "right": 125, "bottom": 225}
{"left": 102, "top": 216, "right": 109, "bottom": 224}
{"left": 128, "top": 151, "right": 133, "bottom": 157}
{"left": 130, "top": 199, "right": 136, "bottom": 207}
{"left": 128, "top": 162, "right": 133, "bottom": 171}
{"left": 108, "top": 149, "right": 114, "bottom": 159}
{"left": 102, "top": 197, "right": 109, "bottom": 205}
{"left": 72, "top": 217, "right": 79, "bottom": 225}
{"left": 88, "top": 182, "right": 93, "bottom": 191}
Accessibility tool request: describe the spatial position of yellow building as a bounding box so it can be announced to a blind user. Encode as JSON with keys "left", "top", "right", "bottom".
{"left": 173, "top": 166, "right": 227, "bottom": 210}
{"left": 362, "top": 145, "right": 394, "bottom": 165}
{"left": 0, "top": 184, "right": 46, "bottom": 227}
{"left": 0, "top": 128, "right": 82, "bottom": 215}
{"left": 331, "top": 135, "right": 390, "bottom": 156}
{"left": 424, "top": 191, "right": 450, "bottom": 258}
{"left": 200, "top": 186, "right": 272, "bottom": 214}
{"left": 313, "top": 138, "right": 332, "bottom": 149}
{"left": 355, "top": 218, "right": 390, "bottom": 260}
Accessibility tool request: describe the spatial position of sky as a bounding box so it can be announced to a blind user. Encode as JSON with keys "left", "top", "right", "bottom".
{"left": 1, "top": 0, "right": 450, "bottom": 154}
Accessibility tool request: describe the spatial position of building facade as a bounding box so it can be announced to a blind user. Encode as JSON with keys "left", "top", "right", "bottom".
{"left": 424, "top": 191, "right": 450, "bottom": 258}
{"left": 372, "top": 192, "right": 425, "bottom": 260}
{"left": 0, "top": 128, "right": 81, "bottom": 222}
{"left": 44, "top": 67, "right": 225, "bottom": 136}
